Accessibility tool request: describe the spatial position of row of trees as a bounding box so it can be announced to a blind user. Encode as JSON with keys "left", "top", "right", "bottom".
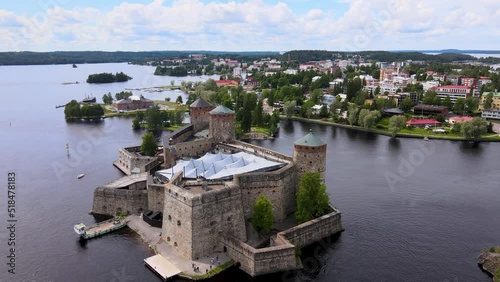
{"left": 102, "top": 91, "right": 133, "bottom": 104}
{"left": 132, "top": 105, "right": 185, "bottom": 131}
{"left": 86, "top": 72, "right": 132, "bottom": 83}
{"left": 64, "top": 100, "right": 104, "bottom": 120}
{"left": 154, "top": 66, "right": 189, "bottom": 76}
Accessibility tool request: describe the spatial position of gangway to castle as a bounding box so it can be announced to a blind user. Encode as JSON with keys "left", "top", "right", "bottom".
{"left": 144, "top": 254, "right": 181, "bottom": 281}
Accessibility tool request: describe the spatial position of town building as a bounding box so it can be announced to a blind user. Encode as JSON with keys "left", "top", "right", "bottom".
{"left": 406, "top": 118, "right": 441, "bottom": 127}
{"left": 215, "top": 80, "right": 239, "bottom": 88}
{"left": 435, "top": 85, "right": 471, "bottom": 103}
{"left": 482, "top": 109, "right": 500, "bottom": 120}
{"left": 479, "top": 92, "right": 500, "bottom": 110}
{"left": 413, "top": 105, "right": 449, "bottom": 116}
{"left": 114, "top": 95, "right": 154, "bottom": 111}
{"left": 448, "top": 116, "right": 473, "bottom": 124}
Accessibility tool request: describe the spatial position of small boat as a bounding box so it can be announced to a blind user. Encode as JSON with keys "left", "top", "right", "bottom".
{"left": 73, "top": 64, "right": 77, "bottom": 68}
{"left": 55, "top": 105, "right": 65, "bottom": 108}
{"left": 423, "top": 136, "right": 429, "bottom": 141}
{"left": 77, "top": 174, "right": 85, "bottom": 179}
{"left": 82, "top": 96, "right": 96, "bottom": 103}
{"left": 74, "top": 217, "right": 127, "bottom": 240}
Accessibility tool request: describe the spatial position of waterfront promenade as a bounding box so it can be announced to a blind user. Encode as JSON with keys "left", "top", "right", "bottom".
{"left": 126, "top": 215, "right": 233, "bottom": 280}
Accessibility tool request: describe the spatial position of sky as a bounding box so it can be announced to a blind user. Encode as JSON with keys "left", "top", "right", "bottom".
{"left": 1, "top": 0, "right": 499, "bottom": 52}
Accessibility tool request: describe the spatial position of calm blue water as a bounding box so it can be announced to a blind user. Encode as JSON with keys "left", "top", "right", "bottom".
{"left": 0, "top": 63, "right": 498, "bottom": 282}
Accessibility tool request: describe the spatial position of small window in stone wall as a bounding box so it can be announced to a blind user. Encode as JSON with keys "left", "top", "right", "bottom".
{"left": 168, "top": 215, "right": 172, "bottom": 221}
{"left": 167, "top": 236, "right": 170, "bottom": 242}
{"left": 174, "top": 242, "right": 177, "bottom": 246}
{"left": 227, "top": 216, "right": 232, "bottom": 221}
{"left": 177, "top": 220, "right": 181, "bottom": 226}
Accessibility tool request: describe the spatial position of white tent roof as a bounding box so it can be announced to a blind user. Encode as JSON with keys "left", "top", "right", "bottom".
{"left": 156, "top": 152, "right": 284, "bottom": 181}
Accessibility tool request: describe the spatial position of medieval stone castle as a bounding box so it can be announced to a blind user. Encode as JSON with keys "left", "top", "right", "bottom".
{"left": 92, "top": 98, "right": 343, "bottom": 276}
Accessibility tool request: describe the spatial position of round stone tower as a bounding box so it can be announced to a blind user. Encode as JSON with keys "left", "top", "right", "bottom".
{"left": 209, "top": 105, "right": 235, "bottom": 142}
{"left": 292, "top": 130, "right": 327, "bottom": 181}
{"left": 189, "top": 98, "right": 214, "bottom": 132}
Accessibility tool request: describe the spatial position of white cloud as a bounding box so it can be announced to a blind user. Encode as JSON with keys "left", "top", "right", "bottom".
{"left": 0, "top": 0, "right": 498, "bottom": 51}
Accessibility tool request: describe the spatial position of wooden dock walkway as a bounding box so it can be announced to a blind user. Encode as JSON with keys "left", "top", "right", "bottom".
{"left": 144, "top": 254, "right": 181, "bottom": 281}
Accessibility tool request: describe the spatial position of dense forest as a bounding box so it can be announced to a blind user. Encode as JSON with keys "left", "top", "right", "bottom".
{"left": 154, "top": 66, "right": 189, "bottom": 76}
{"left": 86, "top": 72, "right": 132, "bottom": 83}
{"left": 283, "top": 50, "right": 479, "bottom": 63}
{"left": 0, "top": 51, "right": 280, "bottom": 65}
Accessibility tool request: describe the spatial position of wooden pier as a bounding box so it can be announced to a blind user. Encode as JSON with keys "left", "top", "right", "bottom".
{"left": 144, "top": 254, "right": 181, "bottom": 281}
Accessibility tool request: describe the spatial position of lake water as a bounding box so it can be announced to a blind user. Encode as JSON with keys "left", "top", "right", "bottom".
{"left": 0, "top": 63, "right": 498, "bottom": 281}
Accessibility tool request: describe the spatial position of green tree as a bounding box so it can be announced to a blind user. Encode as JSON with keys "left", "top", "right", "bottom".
{"left": 484, "top": 93, "right": 493, "bottom": 110}
{"left": 465, "top": 97, "right": 477, "bottom": 114}
{"left": 140, "top": 132, "right": 158, "bottom": 156}
{"left": 358, "top": 108, "right": 370, "bottom": 127}
{"left": 461, "top": 117, "right": 488, "bottom": 142}
{"left": 442, "top": 95, "right": 452, "bottom": 110}
{"left": 284, "top": 100, "right": 296, "bottom": 119}
{"left": 132, "top": 116, "right": 141, "bottom": 130}
{"left": 422, "top": 90, "right": 438, "bottom": 105}
{"left": 64, "top": 100, "right": 81, "bottom": 120}
{"left": 241, "top": 95, "right": 253, "bottom": 132}
{"left": 399, "top": 96, "right": 413, "bottom": 113}
{"left": 295, "top": 172, "right": 330, "bottom": 224}
{"left": 253, "top": 99, "right": 264, "bottom": 126}
{"left": 388, "top": 115, "right": 407, "bottom": 137}
{"left": 319, "top": 105, "right": 329, "bottom": 119}
{"left": 348, "top": 103, "right": 360, "bottom": 126}
{"left": 176, "top": 95, "right": 183, "bottom": 104}
{"left": 453, "top": 98, "right": 466, "bottom": 115}
{"left": 252, "top": 194, "right": 274, "bottom": 233}
{"left": 102, "top": 92, "right": 113, "bottom": 104}
{"left": 146, "top": 105, "right": 162, "bottom": 131}
{"left": 363, "top": 111, "right": 381, "bottom": 129}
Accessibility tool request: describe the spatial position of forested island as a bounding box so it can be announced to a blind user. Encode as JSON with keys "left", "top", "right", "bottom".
{"left": 154, "top": 66, "right": 189, "bottom": 76}
{"left": 86, "top": 72, "right": 132, "bottom": 83}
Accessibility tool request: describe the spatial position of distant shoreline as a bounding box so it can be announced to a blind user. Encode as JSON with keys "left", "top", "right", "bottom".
{"left": 284, "top": 116, "right": 500, "bottom": 142}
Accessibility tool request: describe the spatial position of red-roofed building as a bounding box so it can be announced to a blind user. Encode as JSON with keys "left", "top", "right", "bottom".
{"left": 461, "top": 77, "right": 477, "bottom": 88}
{"left": 448, "top": 116, "right": 473, "bottom": 124}
{"left": 215, "top": 80, "right": 239, "bottom": 88}
{"left": 436, "top": 85, "right": 471, "bottom": 103}
{"left": 406, "top": 118, "right": 441, "bottom": 127}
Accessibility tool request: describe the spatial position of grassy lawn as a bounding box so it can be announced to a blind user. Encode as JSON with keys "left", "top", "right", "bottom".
{"left": 251, "top": 127, "right": 271, "bottom": 135}
{"left": 181, "top": 260, "right": 234, "bottom": 280}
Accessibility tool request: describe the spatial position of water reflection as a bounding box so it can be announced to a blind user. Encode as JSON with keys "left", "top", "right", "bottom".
{"left": 387, "top": 138, "right": 401, "bottom": 151}
{"left": 282, "top": 119, "right": 294, "bottom": 134}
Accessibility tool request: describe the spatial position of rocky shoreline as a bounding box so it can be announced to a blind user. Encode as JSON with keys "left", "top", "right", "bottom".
{"left": 478, "top": 250, "right": 500, "bottom": 281}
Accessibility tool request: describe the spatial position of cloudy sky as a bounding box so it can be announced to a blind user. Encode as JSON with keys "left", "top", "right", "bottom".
{"left": 1, "top": 0, "right": 499, "bottom": 52}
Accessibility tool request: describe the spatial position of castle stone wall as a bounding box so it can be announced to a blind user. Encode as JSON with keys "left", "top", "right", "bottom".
{"left": 147, "top": 176, "right": 165, "bottom": 212}
{"left": 169, "top": 124, "right": 194, "bottom": 145}
{"left": 92, "top": 188, "right": 148, "bottom": 216}
{"left": 191, "top": 183, "right": 246, "bottom": 259}
{"left": 161, "top": 182, "right": 246, "bottom": 260}
{"left": 278, "top": 206, "right": 343, "bottom": 248}
{"left": 223, "top": 140, "right": 293, "bottom": 162}
{"left": 115, "top": 146, "right": 158, "bottom": 175}
{"left": 172, "top": 138, "right": 215, "bottom": 159}
{"left": 235, "top": 163, "right": 297, "bottom": 222}
{"left": 162, "top": 183, "right": 194, "bottom": 259}
{"left": 221, "top": 234, "right": 296, "bottom": 277}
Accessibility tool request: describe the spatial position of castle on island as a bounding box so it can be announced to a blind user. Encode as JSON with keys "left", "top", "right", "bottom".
{"left": 92, "top": 98, "right": 343, "bottom": 277}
